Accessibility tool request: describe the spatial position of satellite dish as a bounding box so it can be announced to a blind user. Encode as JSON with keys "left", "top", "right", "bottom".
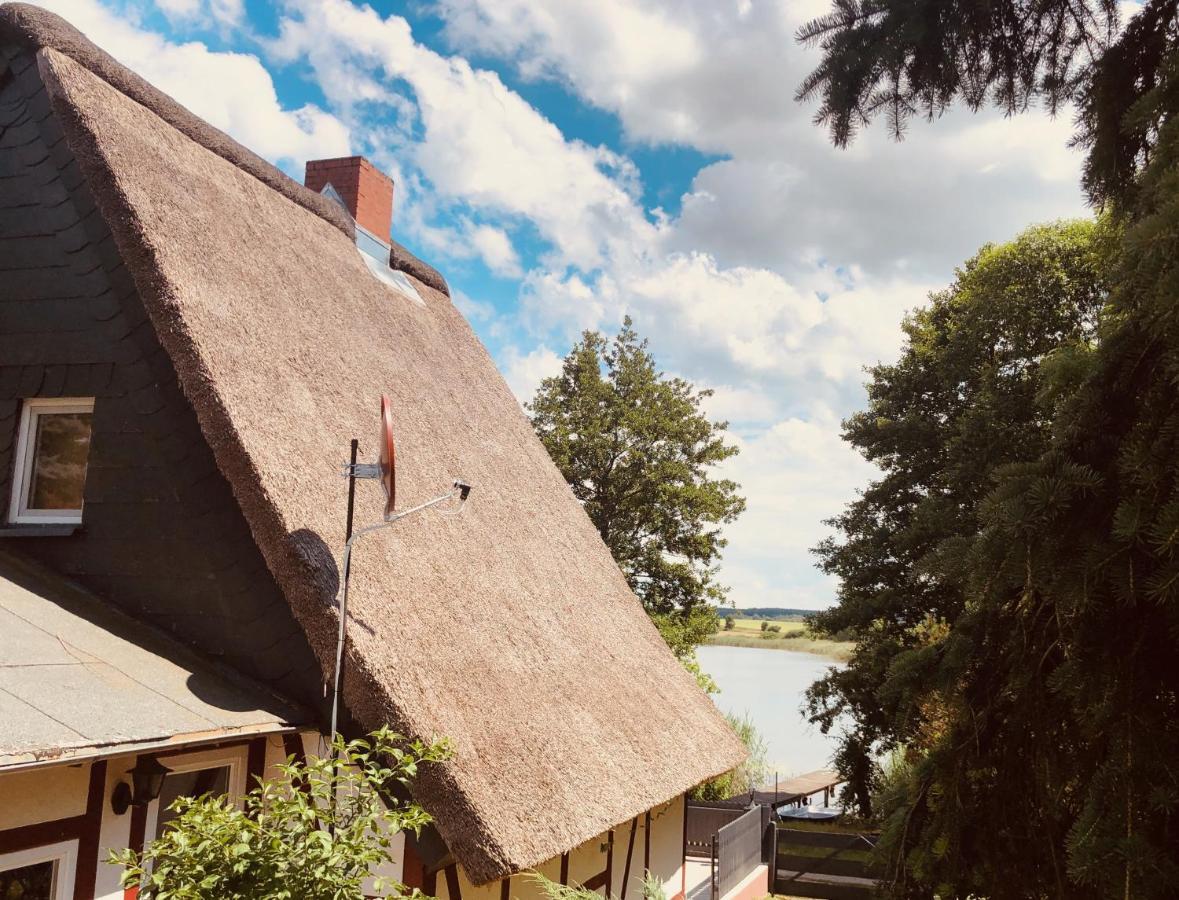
{"left": 378, "top": 395, "right": 396, "bottom": 518}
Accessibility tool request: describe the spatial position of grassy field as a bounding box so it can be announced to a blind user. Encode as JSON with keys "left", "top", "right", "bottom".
{"left": 705, "top": 616, "right": 855, "bottom": 662}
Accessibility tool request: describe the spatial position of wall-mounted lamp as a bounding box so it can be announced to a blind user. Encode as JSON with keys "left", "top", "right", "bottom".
{"left": 111, "top": 757, "right": 172, "bottom": 815}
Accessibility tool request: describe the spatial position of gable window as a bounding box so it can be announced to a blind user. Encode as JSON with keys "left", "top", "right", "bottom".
{"left": 0, "top": 840, "right": 78, "bottom": 900}
{"left": 7, "top": 398, "right": 95, "bottom": 525}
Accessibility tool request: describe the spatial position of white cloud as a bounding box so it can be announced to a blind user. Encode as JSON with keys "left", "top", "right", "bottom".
{"left": 38, "top": 0, "right": 349, "bottom": 165}
{"left": 501, "top": 345, "right": 563, "bottom": 403}
{"left": 267, "top": 0, "right": 652, "bottom": 272}
{"left": 467, "top": 223, "right": 523, "bottom": 277}
{"left": 45, "top": 0, "right": 1094, "bottom": 609}
{"left": 435, "top": 0, "right": 1088, "bottom": 281}
{"left": 718, "top": 413, "right": 877, "bottom": 610}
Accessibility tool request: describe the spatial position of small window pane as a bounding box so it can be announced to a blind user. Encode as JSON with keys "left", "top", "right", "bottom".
{"left": 28, "top": 412, "right": 92, "bottom": 511}
{"left": 0, "top": 860, "right": 55, "bottom": 900}
{"left": 154, "top": 766, "right": 231, "bottom": 838}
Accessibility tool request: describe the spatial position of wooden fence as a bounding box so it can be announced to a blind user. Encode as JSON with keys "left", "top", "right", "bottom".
{"left": 773, "top": 827, "right": 879, "bottom": 900}
{"left": 715, "top": 806, "right": 767, "bottom": 900}
{"left": 684, "top": 802, "right": 749, "bottom": 859}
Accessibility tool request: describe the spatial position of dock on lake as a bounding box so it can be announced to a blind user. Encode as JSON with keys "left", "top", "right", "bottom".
{"left": 752, "top": 768, "right": 842, "bottom": 807}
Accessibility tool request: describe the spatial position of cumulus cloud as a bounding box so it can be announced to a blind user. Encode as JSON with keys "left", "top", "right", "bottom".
{"left": 37, "top": 0, "right": 349, "bottom": 165}
{"left": 501, "top": 345, "right": 563, "bottom": 402}
{"left": 435, "top": 0, "right": 1088, "bottom": 281}
{"left": 44, "top": 0, "right": 1090, "bottom": 608}
{"left": 267, "top": 0, "right": 651, "bottom": 272}
{"left": 718, "top": 413, "right": 877, "bottom": 609}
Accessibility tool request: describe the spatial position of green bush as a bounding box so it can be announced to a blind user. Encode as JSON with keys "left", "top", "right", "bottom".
{"left": 110, "top": 727, "right": 451, "bottom": 900}
{"left": 689, "top": 713, "right": 768, "bottom": 800}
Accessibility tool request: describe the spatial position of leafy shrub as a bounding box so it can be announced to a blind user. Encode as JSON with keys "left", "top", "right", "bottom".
{"left": 689, "top": 713, "right": 768, "bottom": 800}
{"left": 110, "top": 727, "right": 451, "bottom": 900}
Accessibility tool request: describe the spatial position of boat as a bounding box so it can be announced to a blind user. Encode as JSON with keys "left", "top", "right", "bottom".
{"left": 777, "top": 803, "right": 843, "bottom": 821}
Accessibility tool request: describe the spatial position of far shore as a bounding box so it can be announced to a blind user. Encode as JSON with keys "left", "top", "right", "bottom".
{"left": 704, "top": 616, "right": 855, "bottom": 662}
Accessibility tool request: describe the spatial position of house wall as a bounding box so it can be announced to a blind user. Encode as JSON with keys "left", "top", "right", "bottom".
{"left": 0, "top": 42, "right": 324, "bottom": 711}
{"left": 0, "top": 732, "right": 341, "bottom": 900}
{"left": 429, "top": 797, "right": 687, "bottom": 900}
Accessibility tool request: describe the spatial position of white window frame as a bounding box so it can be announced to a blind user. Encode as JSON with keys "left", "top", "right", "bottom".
{"left": 142, "top": 746, "right": 249, "bottom": 844}
{"left": 0, "top": 839, "right": 79, "bottom": 900}
{"left": 7, "top": 397, "right": 95, "bottom": 525}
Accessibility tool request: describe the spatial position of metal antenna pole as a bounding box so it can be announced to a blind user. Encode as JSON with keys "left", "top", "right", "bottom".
{"left": 331, "top": 439, "right": 359, "bottom": 743}
{"left": 329, "top": 481, "right": 471, "bottom": 741}
{"left": 345, "top": 439, "right": 359, "bottom": 543}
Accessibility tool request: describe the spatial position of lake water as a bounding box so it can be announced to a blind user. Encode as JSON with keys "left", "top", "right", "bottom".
{"left": 697, "top": 644, "right": 843, "bottom": 778}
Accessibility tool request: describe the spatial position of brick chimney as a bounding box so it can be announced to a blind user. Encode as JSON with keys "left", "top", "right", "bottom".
{"left": 304, "top": 156, "right": 394, "bottom": 242}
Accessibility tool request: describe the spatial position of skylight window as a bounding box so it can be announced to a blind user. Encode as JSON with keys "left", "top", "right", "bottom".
{"left": 354, "top": 224, "right": 424, "bottom": 306}
{"left": 7, "top": 397, "right": 95, "bottom": 525}
{"left": 358, "top": 247, "right": 425, "bottom": 306}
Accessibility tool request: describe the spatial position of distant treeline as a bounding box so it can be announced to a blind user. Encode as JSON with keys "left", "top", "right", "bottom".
{"left": 726, "top": 607, "right": 811, "bottom": 620}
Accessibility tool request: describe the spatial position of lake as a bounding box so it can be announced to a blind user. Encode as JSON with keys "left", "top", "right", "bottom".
{"left": 697, "top": 644, "right": 843, "bottom": 778}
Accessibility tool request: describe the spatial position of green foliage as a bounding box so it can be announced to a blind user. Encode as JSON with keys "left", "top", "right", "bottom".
{"left": 815, "top": 130, "right": 1179, "bottom": 897}
{"left": 529, "top": 870, "right": 667, "bottom": 900}
{"left": 760, "top": 620, "right": 769, "bottom": 632}
{"left": 109, "top": 728, "right": 451, "bottom": 900}
{"left": 795, "top": 0, "right": 1177, "bottom": 207}
{"left": 689, "top": 713, "right": 768, "bottom": 801}
{"left": 808, "top": 219, "right": 1111, "bottom": 818}
{"left": 722, "top": 615, "right": 735, "bottom": 631}
{"left": 800, "top": 7, "right": 1179, "bottom": 896}
{"left": 528, "top": 317, "right": 746, "bottom": 662}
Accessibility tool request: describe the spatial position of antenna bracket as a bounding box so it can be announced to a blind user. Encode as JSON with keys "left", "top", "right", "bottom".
{"left": 341, "top": 462, "right": 381, "bottom": 480}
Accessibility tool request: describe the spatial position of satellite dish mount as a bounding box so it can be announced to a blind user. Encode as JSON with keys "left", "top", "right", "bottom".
{"left": 330, "top": 396, "right": 473, "bottom": 739}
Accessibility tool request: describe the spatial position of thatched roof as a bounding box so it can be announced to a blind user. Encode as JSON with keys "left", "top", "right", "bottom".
{"left": 0, "top": 3, "right": 745, "bottom": 884}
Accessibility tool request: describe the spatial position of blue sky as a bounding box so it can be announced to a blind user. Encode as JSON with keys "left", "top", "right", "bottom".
{"left": 43, "top": 0, "right": 1092, "bottom": 609}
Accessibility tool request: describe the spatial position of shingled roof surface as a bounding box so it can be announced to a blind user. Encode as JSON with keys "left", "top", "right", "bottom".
{"left": 0, "top": 551, "right": 304, "bottom": 768}
{"left": 0, "top": 3, "right": 745, "bottom": 883}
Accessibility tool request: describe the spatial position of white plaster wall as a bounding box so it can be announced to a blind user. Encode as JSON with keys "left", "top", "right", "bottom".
{"left": 432, "top": 795, "right": 686, "bottom": 900}
{"left": 0, "top": 764, "right": 89, "bottom": 830}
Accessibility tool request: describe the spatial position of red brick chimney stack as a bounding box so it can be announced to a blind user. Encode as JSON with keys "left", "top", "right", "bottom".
{"left": 304, "top": 156, "right": 394, "bottom": 242}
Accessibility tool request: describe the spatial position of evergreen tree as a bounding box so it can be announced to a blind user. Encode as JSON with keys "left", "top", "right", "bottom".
{"left": 795, "top": 0, "right": 1179, "bottom": 206}
{"left": 876, "top": 85, "right": 1179, "bottom": 900}
{"left": 528, "top": 319, "right": 745, "bottom": 656}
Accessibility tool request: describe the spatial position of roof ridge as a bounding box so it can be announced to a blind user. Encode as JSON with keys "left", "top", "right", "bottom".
{"left": 0, "top": 1, "right": 356, "bottom": 240}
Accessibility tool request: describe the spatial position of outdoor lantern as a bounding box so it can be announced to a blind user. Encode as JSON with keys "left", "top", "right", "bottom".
{"left": 111, "top": 756, "right": 172, "bottom": 814}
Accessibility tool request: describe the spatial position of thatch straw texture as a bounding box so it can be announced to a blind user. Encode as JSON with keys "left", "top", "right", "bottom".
{"left": 2, "top": 4, "right": 745, "bottom": 883}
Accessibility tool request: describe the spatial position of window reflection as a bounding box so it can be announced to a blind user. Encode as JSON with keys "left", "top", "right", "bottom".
{"left": 28, "top": 413, "right": 92, "bottom": 511}
{"left": 0, "top": 860, "right": 55, "bottom": 900}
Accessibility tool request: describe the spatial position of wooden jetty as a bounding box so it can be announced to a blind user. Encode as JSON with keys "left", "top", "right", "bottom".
{"left": 752, "top": 768, "right": 842, "bottom": 807}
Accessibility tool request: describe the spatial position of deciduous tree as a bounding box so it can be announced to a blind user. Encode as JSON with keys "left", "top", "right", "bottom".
{"left": 805, "top": 219, "right": 1109, "bottom": 859}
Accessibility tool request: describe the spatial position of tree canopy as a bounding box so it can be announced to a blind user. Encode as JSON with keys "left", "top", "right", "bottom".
{"left": 804, "top": 217, "right": 1171, "bottom": 895}
{"left": 797, "top": 0, "right": 1179, "bottom": 889}
{"left": 807, "top": 218, "right": 1111, "bottom": 817}
{"left": 528, "top": 319, "right": 745, "bottom": 656}
{"left": 795, "top": 0, "right": 1179, "bottom": 206}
